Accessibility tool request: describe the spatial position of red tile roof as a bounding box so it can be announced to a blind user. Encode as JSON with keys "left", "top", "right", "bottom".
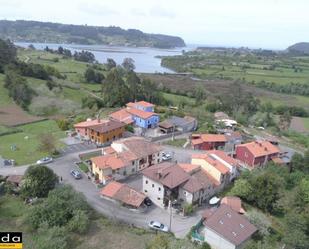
{"left": 237, "top": 141, "right": 280, "bottom": 157}
{"left": 204, "top": 204, "right": 257, "bottom": 246}
{"left": 101, "top": 181, "right": 146, "bottom": 208}
{"left": 192, "top": 134, "right": 227, "bottom": 145}
{"left": 192, "top": 153, "right": 230, "bottom": 174}
{"left": 207, "top": 150, "right": 239, "bottom": 167}
{"left": 178, "top": 163, "right": 200, "bottom": 173}
{"left": 221, "top": 196, "right": 245, "bottom": 214}
{"left": 126, "top": 108, "right": 157, "bottom": 119}
{"left": 100, "top": 181, "right": 123, "bottom": 198}
{"left": 88, "top": 119, "right": 125, "bottom": 133}
{"left": 182, "top": 169, "right": 213, "bottom": 193}
{"left": 142, "top": 162, "right": 190, "bottom": 189}
{"left": 109, "top": 109, "right": 134, "bottom": 125}
{"left": 91, "top": 154, "right": 127, "bottom": 170}
{"left": 127, "top": 101, "right": 155, "bottom": 108}
{"left": 74, "top": 119, "right": 104, "bottom": 128}
{"left": 116, "top": 137, "right": 162, "bottom": 158}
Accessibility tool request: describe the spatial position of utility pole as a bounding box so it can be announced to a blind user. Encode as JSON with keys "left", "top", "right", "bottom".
{"left": 169, "top": 198, "right": 172, "bottom": 232}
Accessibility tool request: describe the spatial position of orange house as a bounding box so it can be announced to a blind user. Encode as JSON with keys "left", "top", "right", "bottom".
{"left": 75, "top": 119, "right": 126, "bottom": 144}
{"left": 88, "top": 120, "right": 125, "bottom": 144}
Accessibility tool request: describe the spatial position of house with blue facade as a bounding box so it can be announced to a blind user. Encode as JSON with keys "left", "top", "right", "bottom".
{"left": 126, "top": 101, "right": 159, "bottom": 129}
{"left": 109, "top": 101, "right": 160, "bottom": 129}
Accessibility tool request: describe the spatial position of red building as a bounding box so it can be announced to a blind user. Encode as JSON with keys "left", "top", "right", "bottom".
{"left": 235, "top": 141, "right": 280, "bottom": 168}
{"left": 191, "top": 134, "right": 227, "bottom": 150}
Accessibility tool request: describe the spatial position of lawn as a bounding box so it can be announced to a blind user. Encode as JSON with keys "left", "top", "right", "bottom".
{"left": 77, "top": 162, "right": 89, "bottom": 173}
{"left": 0, "top": 120, "right": 65, "bottom": 165}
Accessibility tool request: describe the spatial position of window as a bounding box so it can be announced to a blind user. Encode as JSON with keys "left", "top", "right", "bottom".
{"left": 132, "top": 168, "right": 135, "bottom": 173}
{"left": 240, "top": 224, "right": 244, "bottom": 229}
{"left": 184, "top": 191, "right": 187, "bottom": 196}
{"left": 152, "top": 184, "right": 154, "bottom": 188}
{"left": 158, "top": 187, "right": 161, "bottom": 191}
{"left": 219, "top": 220, "right": 224, "bottom": 225}
{"left": 157, "top": 197, "right": 160, "bottom": 200}
{"left": 145, "top": 180, "right": 148, "bottom": 184}
{"left": 144, "top": 190, "right": 148, "bottom": 193}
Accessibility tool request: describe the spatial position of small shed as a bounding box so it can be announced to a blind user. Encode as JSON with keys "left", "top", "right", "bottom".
{"left": 158, "top": 120, "right": 175, "bottom": 133}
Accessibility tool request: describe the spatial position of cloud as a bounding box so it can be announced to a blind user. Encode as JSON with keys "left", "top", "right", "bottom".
{"left": 78, "top": 2, "right": 119, "bottom": 16}
{"left": 130, "top": 8, "right": 147, "bottom": 16}
{"left": 149, "top": 5, "right": 175, "bottom": 18}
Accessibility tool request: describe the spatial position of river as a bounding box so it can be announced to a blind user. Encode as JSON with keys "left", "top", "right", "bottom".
{"left": 16, "top": 42, "right": 196, "bottom": 73}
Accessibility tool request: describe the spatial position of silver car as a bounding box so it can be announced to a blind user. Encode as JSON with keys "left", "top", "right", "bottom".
{"left": 148, "top": 221, "right": 169, "bottom": 232}
{"left": 36, "top": 157, "right": 53, "bottom": 165}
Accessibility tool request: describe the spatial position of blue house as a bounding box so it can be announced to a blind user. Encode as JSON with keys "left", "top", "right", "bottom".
{"left": 126, "top": 101, "right": 159, "bottom": 129}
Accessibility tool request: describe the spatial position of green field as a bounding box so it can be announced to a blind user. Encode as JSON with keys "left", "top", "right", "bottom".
{"left": 0, "top": 120, "right": 65, "bottom": 165}
{"left": 302, "top": 117, "right": 309, "bottom": 130}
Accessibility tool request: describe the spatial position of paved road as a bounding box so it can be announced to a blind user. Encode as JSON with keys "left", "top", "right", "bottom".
{"left": 0, "top": 148, "right": 201, "bottom": 238}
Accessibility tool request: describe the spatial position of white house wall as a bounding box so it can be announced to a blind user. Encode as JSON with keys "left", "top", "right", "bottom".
{"left": 204, "top": 227, "right": 236, "bottom": 249}
{"left": 142, "top": 176, "right": 165, "bottom": 208}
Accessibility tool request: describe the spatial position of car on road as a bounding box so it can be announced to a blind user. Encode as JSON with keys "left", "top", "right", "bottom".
{"left": 148, "top": 221, "right": 169, "bottom": 232}
{"left": 144, "top": 197, "right": 153, "bottom": 207}
{"left": 70, "top": 169, "right": 82, "bottom": 179}
{"left": 36, "top": 157, "right": 53, "bottom": 165}
{"left": 162, "top": 152, "right": 172, "bottom": 161}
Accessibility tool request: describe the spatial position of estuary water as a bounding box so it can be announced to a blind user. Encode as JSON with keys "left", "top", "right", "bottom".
{"left": 16, "top": 42, "right": 195, "bottom": 73}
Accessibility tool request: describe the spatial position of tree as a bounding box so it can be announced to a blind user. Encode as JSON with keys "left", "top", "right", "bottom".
{"left": 246, "top": 210, "right": 271, "bottom": 236}
{"left": 38, "top": 133, "right": 57, "bottom": 154}
{"left": 122, "top": 57, "right": 135, "bottom": 71}
{"left": 21, "top": 165, "right": 58, "bottom": 198}
{"left": 251, "top": 172, "right": 284, "bottom": 213}
{"left": 84, "top": 67, "right": 104, "bottom": 83}
{"left": 67, "top": 210, "right": 90, "bottom": 234}
{"left": 27, "top": 185, "right": 89, "bottom": 229}
{"left": 229, "top": 179, "right": 253, "bottom": 199}
{"left": 0, "top": 39, "right": 16, "bottom": 72}
{"left": 101, "top": 68, "right": 130, "bottom": 106}
{"left": 56, "top": 119, "right": 70, "bottom": 131}
{"left": 106, "top": 58, "right": 116, "bottom": 70}
{"left": 279, "top": 111, "right": 291, "bottom": 131}
{"left": 193, "top": 84, "right": 207, "bottom": 104}
{"left": 4, "top": 70, "right": 35, "bottom": 109}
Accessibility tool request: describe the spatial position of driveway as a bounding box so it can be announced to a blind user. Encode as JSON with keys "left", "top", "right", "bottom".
{"left": 0, "top": 149, "right": 201, "bottom": 238}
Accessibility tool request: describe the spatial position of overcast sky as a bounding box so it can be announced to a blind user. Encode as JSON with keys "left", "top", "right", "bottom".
{"left": 0, "top": 0, "right": 308, "bottom": 49}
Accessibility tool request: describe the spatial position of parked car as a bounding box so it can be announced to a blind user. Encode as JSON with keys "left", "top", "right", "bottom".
{"left": 144, "top": 197, "right": 153, "bottom": 207}
{"left": 162, "top": 152, "right": 172, "bottom": 161}
{"left": 3, "top": 159, "right": 15, "bottom": 166}
{"left": 36, "top": 157, "right": 53, "bottom": 165}
{"left": 70, "top": 169, "right": 82, "bottom": 179}
{"left": 148, "top": 221, "right": 169, "bottom": 232}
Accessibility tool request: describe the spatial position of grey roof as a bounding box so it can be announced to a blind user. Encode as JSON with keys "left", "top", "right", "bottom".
{"left": 167, "top": 116, "right": 196, "bottom": 127}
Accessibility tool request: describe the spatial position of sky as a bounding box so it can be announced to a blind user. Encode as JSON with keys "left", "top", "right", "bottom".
{"left": 0, "top": 0, "right": 309, "bottom": 49}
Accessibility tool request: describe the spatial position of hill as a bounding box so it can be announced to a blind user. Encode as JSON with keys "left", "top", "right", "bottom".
{"left": 0, "top": 20, "right": 185, "bottom": 49}
{"left": 287, "top": 42, "right": 309, "bottom": 54}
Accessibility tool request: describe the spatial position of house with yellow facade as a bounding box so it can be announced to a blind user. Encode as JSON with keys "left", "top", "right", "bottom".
{"left": 191, "top": 150, "right": 240, "bottom": 187}
{"left": 90, "top": 137, "right": 163, "bottom": 184}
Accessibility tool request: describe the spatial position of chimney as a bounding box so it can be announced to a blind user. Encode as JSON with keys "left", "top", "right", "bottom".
{"left": 157, "top": 169, "right": 163, "bottom": 178}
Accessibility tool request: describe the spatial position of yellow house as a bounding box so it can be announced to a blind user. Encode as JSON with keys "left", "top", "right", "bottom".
{"left": 191, "top": 153, "right": 230, "bottom": 184}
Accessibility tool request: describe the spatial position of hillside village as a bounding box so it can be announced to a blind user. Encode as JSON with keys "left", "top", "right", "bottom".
{"left": 1, "top": 97, "right": 303, "bottom": 249}
{"left": 0, "top": 38, "right": 308, "bottom": 249}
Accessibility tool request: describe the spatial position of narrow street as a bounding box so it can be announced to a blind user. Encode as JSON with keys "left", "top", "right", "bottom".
{"left": 0, "top": 148, "right": 201, "bottom": 238}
